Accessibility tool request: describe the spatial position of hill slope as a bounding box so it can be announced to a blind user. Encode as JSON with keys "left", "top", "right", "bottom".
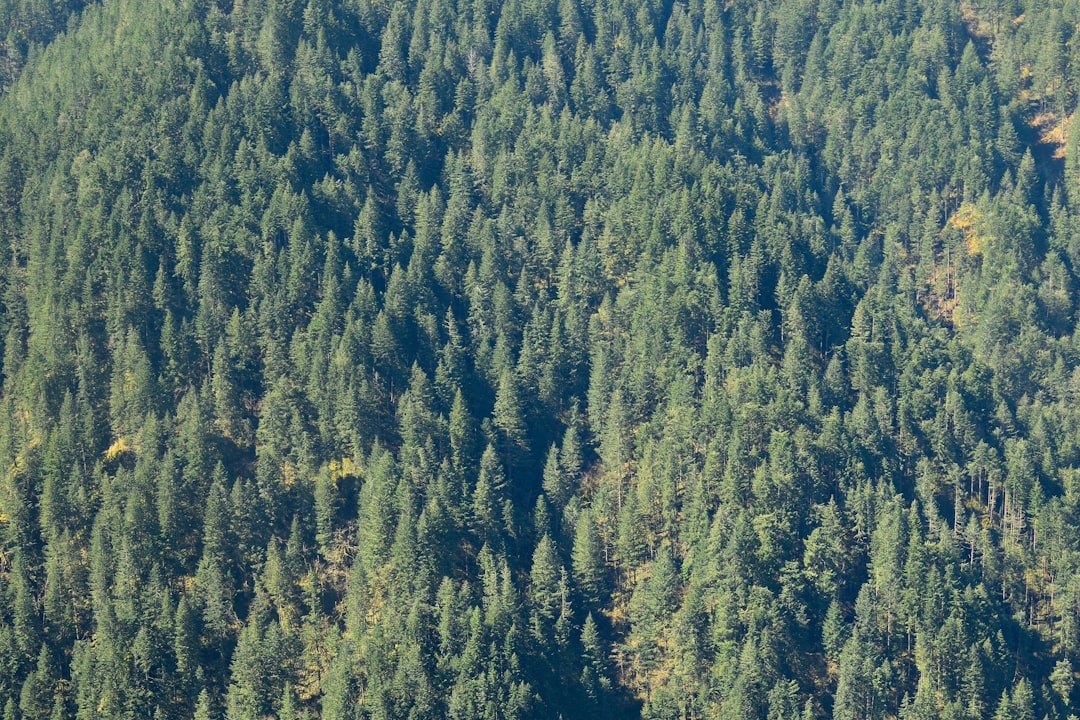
{"left": 3, "top": 0, "right": 1080, "bottom": 717}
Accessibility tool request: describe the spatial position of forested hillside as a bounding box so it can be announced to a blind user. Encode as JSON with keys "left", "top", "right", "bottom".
{"left": 2, "top": 0, "right": 1080, "bottom": 716}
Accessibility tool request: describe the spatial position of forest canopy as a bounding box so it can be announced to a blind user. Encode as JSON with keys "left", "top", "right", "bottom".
{"left": 2, "top": 0, "right": 1080, "bottom": 717}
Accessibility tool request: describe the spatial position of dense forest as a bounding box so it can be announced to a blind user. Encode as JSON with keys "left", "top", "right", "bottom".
{"left": 2, "top": 0, "right": 1080, "bottom": 716}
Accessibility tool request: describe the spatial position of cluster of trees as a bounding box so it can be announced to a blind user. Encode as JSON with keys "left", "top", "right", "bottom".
{"left": 2, "top": 0, "right": 1080, "bottom": 716}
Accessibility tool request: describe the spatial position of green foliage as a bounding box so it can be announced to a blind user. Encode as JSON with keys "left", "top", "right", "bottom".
{"left": 2, "top": 0, "right": 1080, "bottom": 715}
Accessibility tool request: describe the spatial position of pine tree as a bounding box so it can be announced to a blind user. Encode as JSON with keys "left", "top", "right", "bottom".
{"left": 493, "top": 368, "right": 530, "bottom": 475}
{"left": 542, "top": 443, "right": 570, "bottom": 510}
{"left": 529, "top": 534, "right": 562, "bottom": 641}
{"left": 571, "top": 508, "right": 607, "bottom": 608}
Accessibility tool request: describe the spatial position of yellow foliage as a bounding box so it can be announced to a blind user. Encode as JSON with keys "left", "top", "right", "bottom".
{"left": 948, "top": 203, "right": 987, "bottom": 256}
{"left": 104, "top": 437, "right": 132, "bottom": 462}
{"left": 328, "top": 456, "right": 360, "bottom": 481}
{"left": 8, "top": 435, "right": 41, "bottom": 479}
{"left": 366, "top": 579, "right": 386, "bottom": 627}
{"left": 1032, "top": 112, "right": 1072, "bottom": 160}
